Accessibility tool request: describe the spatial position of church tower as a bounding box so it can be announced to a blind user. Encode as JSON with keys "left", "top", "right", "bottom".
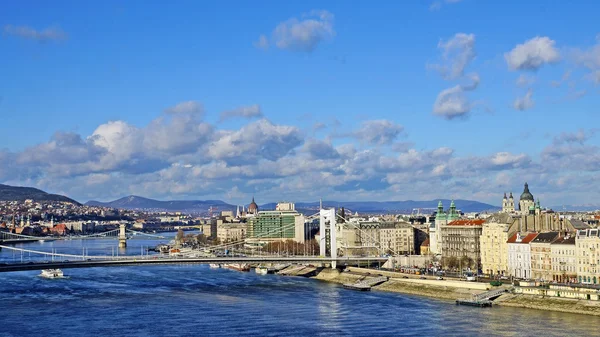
{"left": 518, "top": 182, "right": 535, "bottom": 215}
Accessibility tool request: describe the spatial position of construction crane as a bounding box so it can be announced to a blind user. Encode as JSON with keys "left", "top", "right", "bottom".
{"left": 208, "top": 206, "right": 218, "bottom": 217}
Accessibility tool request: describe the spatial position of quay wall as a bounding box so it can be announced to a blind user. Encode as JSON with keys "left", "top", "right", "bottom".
{"left": 312, "top": 267, "right": 600, "bottom": 316}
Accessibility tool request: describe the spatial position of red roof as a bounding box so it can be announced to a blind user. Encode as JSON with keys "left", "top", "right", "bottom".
{"left": 447, "top": 219, "right": 485, "bottom": 226}
{"left": 507, "top": 232, "right": 538, "bottom": 244}
{"left": 421, "top": 238, "right": 430, "bottom": 246}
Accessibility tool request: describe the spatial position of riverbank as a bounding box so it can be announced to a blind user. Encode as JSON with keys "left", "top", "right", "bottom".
{"left": 312, "top": 267, "right": 600, "bottom": 316}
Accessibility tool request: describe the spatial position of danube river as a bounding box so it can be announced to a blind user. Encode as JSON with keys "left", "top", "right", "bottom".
{"left": 0, "top": 238, "right": 597, "bottom": 337}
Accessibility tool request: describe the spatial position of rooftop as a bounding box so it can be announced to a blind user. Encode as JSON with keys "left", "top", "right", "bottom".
{"left": 531, "top": 231, "right": 560, "bottom": 243}
{"left": 508, "top": 232, "right": 538, "bottom": 244}
{"left": 446, "top": 219, "right": 485, "bottom": 227}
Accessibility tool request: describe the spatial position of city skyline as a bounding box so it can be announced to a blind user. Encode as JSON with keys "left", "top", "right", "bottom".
{"left": 2, "top": 1, "right": 600, "bottom": 205}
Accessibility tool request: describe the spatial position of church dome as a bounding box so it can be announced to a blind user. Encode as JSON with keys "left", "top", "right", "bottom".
{"left": 248, "top": 197, "right": 258, "bottom": 213}
{"left": 520, "top": 182, "right": 534, "bottom": 201}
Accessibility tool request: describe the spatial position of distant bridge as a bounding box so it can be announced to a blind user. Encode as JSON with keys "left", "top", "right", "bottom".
{"left": 0, "top": 227, "right": 167, "bottom": 244}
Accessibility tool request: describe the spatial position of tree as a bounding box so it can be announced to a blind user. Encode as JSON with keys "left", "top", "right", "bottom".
{"left": 175, "top": 229, "right": 184, "bottom": 243}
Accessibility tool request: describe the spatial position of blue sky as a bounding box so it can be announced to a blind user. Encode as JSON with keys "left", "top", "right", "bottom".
{"left": 1, "top": 0, "right": 600, "bottom": 206}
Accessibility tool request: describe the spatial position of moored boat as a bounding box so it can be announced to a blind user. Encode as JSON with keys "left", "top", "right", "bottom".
{"left": 224, "top": 263, "right": 250, "bottom": 272}
{"left": 39, "top": 269, "right": 64, "bottom": 279}
{"left": 209, "top": 263, "right": 221, "bottom": 269}
{"left": 255, "top": 266, "right": 269, "bottom": 275}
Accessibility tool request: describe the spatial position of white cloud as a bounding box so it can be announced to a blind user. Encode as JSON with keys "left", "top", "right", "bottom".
{"left": 513, "top": 89, "right": 535, "bottom": 111}
{"left": 3, "top": 24, "right": 67, "bottom": 42}
{"left": 353, "top": 120, "right": 404, "bottom": 145}
{"left": 433, "top": 74, "right": 479, "bottom": 119}
{"left": 219, "top": 104, "right": 263, "bottom": 121}
{"left": 505, "top": 36, "right": 560, "bottom": 71}
{"left": 429, "top": 33, "right": 476, "bottom": 80}
{"left": 261, "top": 10, "right": 335, "bottom": 52}
{"left": 164, "top": 101, "right": 203, "bottom": 116}
{"left": 571, "top": 39, "right": 600, "bottom": 83}
{"left": 5, "top": 107, "right": 600, "bottom": 206}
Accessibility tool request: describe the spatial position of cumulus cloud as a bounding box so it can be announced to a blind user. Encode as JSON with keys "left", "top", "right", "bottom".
{"left": 553, "top": 129, "right": 597, "bottom": 145}
{"left": 429, "top": 33, "right": 476, "bottom": 80}
{"left": 433, "top": 73, "right": 479, "bottom": 119}
{"left": 219, "top": 104, "right": 263, "bottom": 121}
{"left": 513, "top": 89, "right": 535, "bottom": 111}
{"left": 208, "top": 119, "right": 303, "bottom": 164}
{"left": 505, "top": 36, "right": 560, "bottom": 71}
{"left": 164, "top": 101, "right": 203, "bottom": 116}
{"left": 3, "top": 24, "right": 67, "bottom": 42}
{"left": 570, "top": 38, "right": 600, "bottom": 83}
{"left": 259, "top": 10, "right": 335, "bottom": 52}
{"left": 4, "top": 106, "right": 600, "bottom": 206}
{"left": 352, "top": 120, "right": 405, "bottom": 145}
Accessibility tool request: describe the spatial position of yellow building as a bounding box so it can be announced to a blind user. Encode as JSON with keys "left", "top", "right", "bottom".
{"left": 379, "top": 222, "right": 415, "bottom": 255}
{"left": 217, "top": 222, "right": 247, "bottom": 243}
{"left": 550, "top": 235, "right": 577, "bottom": 283}
{"left": 480, "top": 213, "right": 515, "bottom": 277}
{"left": 576, "top": 229, "right": 600, "bottom": 284}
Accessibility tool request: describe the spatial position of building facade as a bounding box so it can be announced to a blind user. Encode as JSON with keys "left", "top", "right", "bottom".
{"left": 217, "top": 222, "right": 247, "bottom": 243}
{"left": 576, "top": 228, "right": 600, "bottom": 284}
{"left": 379, "top": 222, "right": 415, "bottom": 255}
{"left": 530, "top": 232, "right": 560, "bottom": 281}
{"left": 440, "top": 219, "right": 484, "bottom": 268}
{"left": 430, "top": 200, "right": 460, "bottom": 255}
{"left": 507, "top": 232, "right": 538, "bottom": 279}
{"left": 246, "top": 203, "right": 305, "bottom": 244}
{"left": 550, "top": 235, "right": 577, "bottom": 283}
{"left": 480, "top": 213, "right": 515, "bottom": 277}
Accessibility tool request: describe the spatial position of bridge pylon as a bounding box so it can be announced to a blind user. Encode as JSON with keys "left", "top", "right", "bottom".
{"left": 118, "top": 224, "right": 127, "bottom": 248}
{"left": 319, "top": 208, "right": 337, "bottom": 269}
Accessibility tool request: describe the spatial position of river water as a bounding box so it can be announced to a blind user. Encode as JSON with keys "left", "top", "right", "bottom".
{"left": 0, "top": 238, "right": 597, "bottom": 337}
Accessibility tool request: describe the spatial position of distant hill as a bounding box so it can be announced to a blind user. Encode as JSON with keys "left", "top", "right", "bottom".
{"left": 549, "top": 205, "right": 600, "bottom": 212}
{"left": 86, "top": 195, "right": 497, "bottom": 214}
{"left": 0, "top": 184, "right": 80, "bottom": 204}
{"left": 85, "top": 195, "right": 236, "bottom": 213}
{"left": 261, "top": 199, "right": 499, "bottom": 214}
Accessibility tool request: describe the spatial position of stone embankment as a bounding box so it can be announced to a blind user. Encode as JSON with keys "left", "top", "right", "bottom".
{"left": 312, "top": 267, "right": 600, "bottom": 316}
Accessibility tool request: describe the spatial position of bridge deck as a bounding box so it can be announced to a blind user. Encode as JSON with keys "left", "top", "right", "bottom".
{"left": 0, "top": 257, "right": 388, "bottom": 273}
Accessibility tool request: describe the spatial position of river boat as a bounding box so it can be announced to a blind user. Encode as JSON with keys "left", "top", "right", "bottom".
{"left": 39, "top": 269, "right": 64, "bottom": 279}
{"left": 255, "top": 266, "right": 269, "bottom": 275}
{"left": 224, "top": 263, "right": 250, "bottom": 272}
{"left": 209, "top": 263, "right": 221, "bottom": 269}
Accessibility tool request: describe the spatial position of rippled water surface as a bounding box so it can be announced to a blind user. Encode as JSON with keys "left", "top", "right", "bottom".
{"left": 0, "top": 239, "right": 597, "bottom": 336}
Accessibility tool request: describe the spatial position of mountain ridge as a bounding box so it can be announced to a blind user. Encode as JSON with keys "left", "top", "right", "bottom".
{"left": 85, "top": 195, "right": 498, "bottom": 213}
{"left": 0, "top": 184, "right": 80, "bottom": 204}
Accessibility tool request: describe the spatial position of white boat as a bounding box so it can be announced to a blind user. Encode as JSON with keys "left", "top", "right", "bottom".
{"left": 255, "top": 266, "right": 269, "bottom": 275}
{"left": 209, "top": 263, "right": 221, "bottom": 269}
{"left": 39, "top": 269, "right": 64, "bottom": 279}
{"left": 224, "top": 263, "right": 250, "bottom": 272}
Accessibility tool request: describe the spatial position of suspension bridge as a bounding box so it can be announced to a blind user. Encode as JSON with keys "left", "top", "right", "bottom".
{"left": 0, "top": 226, "right": 167, "bottom": 244}
{"left": 0, "top": 244, "right": 387, "bottom": 273}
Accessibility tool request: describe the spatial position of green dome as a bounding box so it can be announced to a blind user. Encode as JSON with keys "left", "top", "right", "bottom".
{"left": 520, "top": 182, "right": 534, "bottom": 201}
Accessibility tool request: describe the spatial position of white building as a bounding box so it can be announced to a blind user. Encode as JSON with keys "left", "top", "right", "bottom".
{"left": 507, "top": 232, "right": 538, "bottom": 279}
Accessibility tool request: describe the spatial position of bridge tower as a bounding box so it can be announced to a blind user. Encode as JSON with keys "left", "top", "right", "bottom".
{"left": 119, "top": 223, "right": 127, "bottom": 248}
{"left": 319, "top": 208, "right": 337, "bottom": 268}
